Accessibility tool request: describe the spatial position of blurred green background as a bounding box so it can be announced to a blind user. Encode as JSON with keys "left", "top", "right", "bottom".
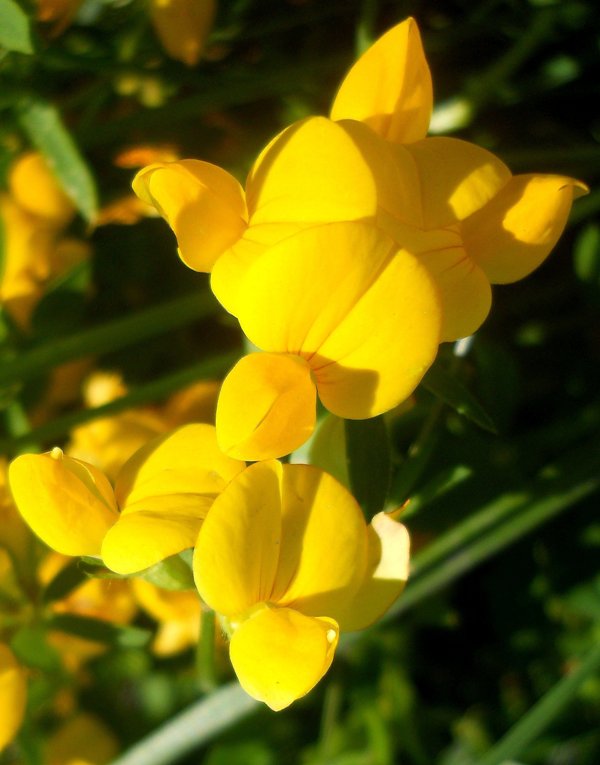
{"left": 1, "top": 1, "right": 600, "bottom": 763}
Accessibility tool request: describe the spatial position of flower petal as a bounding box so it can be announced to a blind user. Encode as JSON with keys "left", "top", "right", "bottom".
{"left": 417, "top": 245, "right": 492, "bottom": 341}
{"left": 132, "top": 160, "right": 247, "bottom": 272}
{"left": 9, "top": 151, "right": 75, "bottom": 226}
{"left": 216, "top": 353, "right": 316, "bottom": 461}
{"left": 399, "top": 137, "right": 511, "bottom": 228}
{"left": 0, "top": 644, "right": 27, "bottom": 751}
{"left": 233, "top": 222, "right": 441, "bottom": 419}
{"left": 114, "top": 423, "right": 244, "bottom": 509}
{"left": 335, "top": 512, "right": 410, "bottom": 632}
{"left": 194, "top": 461, "right": 284, "bottom": 616}
{"left": 229, "top": 604, "right": 338, "bottom": 711}
{"left": 8, "top": 451, "right": 118, "bottom": 557}
{"left": 246, "top": 117, "right": 379, "bottom": 225}
{"left": 461, "top": 174, "right": 589, "bottom": 284}
{"left": 273, "top": 465, "right": 367, "bottom": 621}
{"left": 330, "top": 18, "right": 432, "bottom": 144}
{"left": 210, "top": 222, "right": 307, "bottom": 316}
{"left": 101, "top": 499, "right": 205, "bottom": 575}
{"left": 149, "top": 0, "right": 216, "bottom": 67}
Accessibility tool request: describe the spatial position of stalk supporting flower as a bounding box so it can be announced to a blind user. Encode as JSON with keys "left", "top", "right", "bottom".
{"left": 194, "top": 460, "right": 410, "bottom": 710}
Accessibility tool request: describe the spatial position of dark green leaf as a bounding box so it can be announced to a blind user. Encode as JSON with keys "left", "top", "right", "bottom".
{"left": 344, "top": 416, "right": 391, "bottom": 517}
{"left": 47, "top": 614, "right": 152, "bottom": 648}
{"left": 421, "top": 361, "right": 497, "bottom": 433}
{"left": 574, "top": 223, "right": 600, "bottom": 285}
{"left": 17, "top": 97, "right": 98, "bottom": 222}
{"left": 42, "top": 558, "right": 88, "bottom": 603}
{"left": 0, "top": 0, "right": 33, "bottom": 54}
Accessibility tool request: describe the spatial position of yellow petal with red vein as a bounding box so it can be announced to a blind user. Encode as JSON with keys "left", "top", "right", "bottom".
{"left": 216, "top": 353, "right": 316, "bottom": 461}
{"left": 194, "top": 461, "right": 283, "bottom": 616}
{"left": 8, "top": 451, "right": 118, "bottom": 557}
{"left": 330, "top": 18, "right": 432, "bottom": 144}
{"left": 417, "top": 245, "right": 492, "bottom": 341}
{"left": 335, "top": 512, "right": 410, "bottom": 632}
{"left": 399, "top": 137, "right": 511, "bottom": 228}
{"left": 461, "top": 174, "right": 589, "bottom": 284}
{"left": 229, "top": 605, "right": 339, "bottom": 711}
{"left": 132, "top": 160, "right": 247, "bottom": 272}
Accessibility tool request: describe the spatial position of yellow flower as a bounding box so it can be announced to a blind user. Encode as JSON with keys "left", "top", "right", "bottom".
{"left": 215, "top": 222, "right": 441, "bottom": 459}
{"left": 133, "top": 17, "right": 585, "bottom": 460}
{"left": 67, "top": 371, "right": 220, "bottom": 480}
{"left": 132, "top": 578, "right": 201, "bottom": 656}
{"left": 45, "top": 712, "right": 119, "bottom": 765}
{"left": 0, "top": 643, "right": 27, "bottom": 751}
{"left": 0, "top": 194, "right": 88, "bottom": 330}
{"left": 39, "top": 553, "right": 138, "bottom": 668}
{"left": 9, "top": 152, "right": 75, "bottom": 228}
{"left": 9, "top": 425, "right": 244, "bottom": 574}
{"left": 150, "top": 0, "right": 216, "bottom": 67}
{"left": 194, "top": 460, "right": 410, "bottom": 710}
{"left": 133, "top": 18, "right": 585, "bottom": 336}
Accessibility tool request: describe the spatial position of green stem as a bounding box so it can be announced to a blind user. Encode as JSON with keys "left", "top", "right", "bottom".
{"left": 0, "top": 291, "right": 218, "bottom": 388}
{"left": 108, "top": 682, "right": 260, "bottom": 765}
{"left": 0, "top": 352, "right": 238, "bottom": 454}
{"left": 479, "top": 641, "right": 600, "bottom": 765}
{"left": 196, "top": 609, "right": 217, "bottom": 693}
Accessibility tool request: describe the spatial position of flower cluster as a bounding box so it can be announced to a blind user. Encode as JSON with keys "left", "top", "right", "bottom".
{"left": 133, "top": 18, "right": 586, "bottom": 461}
{"left": 5, "top": 17, "right": 585, "bottom": 725}
{"left": 9, "top": 424, "right": 409, "bottom": 711}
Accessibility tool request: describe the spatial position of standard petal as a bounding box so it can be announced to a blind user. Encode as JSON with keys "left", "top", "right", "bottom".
{"left": 273, "top": 465, "right": 367, "bottom": 622}
{"left": 335, "top": 512, "right": 410, "bottom": 632}
{"left": 8, "top": 451, "right": 118, "bottom": 557}
{"left": 0, "top": 644, "right": 27, "bottom": 751}
{"left": 461, "top": 174, "right": 589, "bottom": 284}
{"left": 229, "top": 605, "right": 339, "bottom": 711}
{"left": 194, "top": 461, "right": 284, "bottom": 616}
{"left": 330, "top": 18, "right": 432, "bottom": 144}
{"left": 101, "top": 498, "right": 205, "bottom": 575}
{"left": 246, "top": 117, "right": 379, "bottom": 225}
{"left": 417, "top": 245, "right": 492, "bottom": 341}
{"left": 132, "top": 159, "right": 248, "bottom": 271}
{"left": 114, "top": 423, "right": 244, "bottom": 509}
{"left": 216, "top": 353, "right": 316, "bottom": 461}
{"left": 399, "top": 137, "right": 511, "bottom": 228}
